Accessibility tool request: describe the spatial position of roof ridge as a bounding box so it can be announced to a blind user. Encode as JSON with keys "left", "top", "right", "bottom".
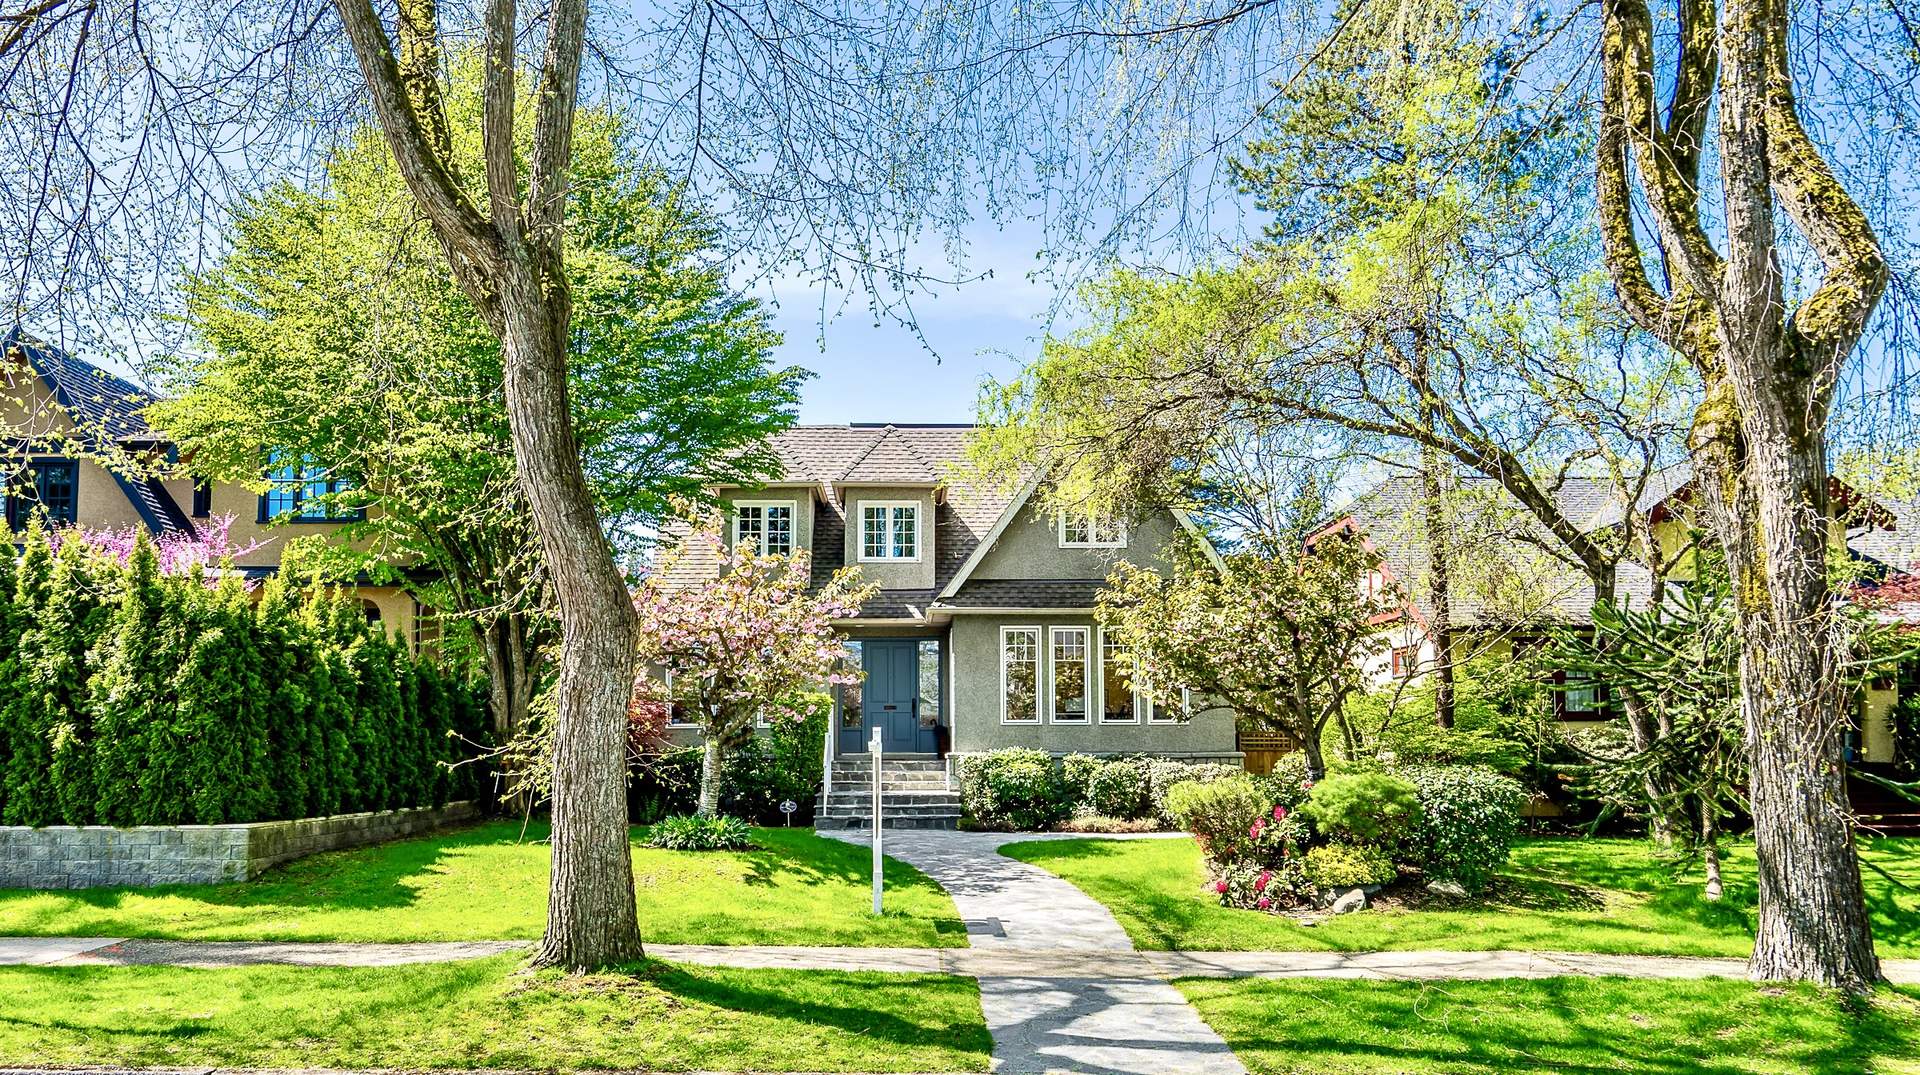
{"left": 835, "top": 426, "right": 892, "bottom": 482}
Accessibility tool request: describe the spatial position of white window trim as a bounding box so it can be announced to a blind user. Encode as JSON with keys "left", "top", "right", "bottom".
{"left": 1048, "top": 626, "right": 1092, "bottom": 725}
{"left": 858, "top": 499, "right": 923, "bottom": 562}
{"left": 1096, "top": 627, "right": 1142, "bottom": 725}
{"left": 999, "top": 625, "right": 1041, "bottom": 725}
{"left": 1058, "top": 510, "right": 1128, "bottom": 549}
{"left": 1148, "top": 685, "right": 1192, "bottom": 725}
{"left": 733, "top": 499, "right": 797, "bottom": 555}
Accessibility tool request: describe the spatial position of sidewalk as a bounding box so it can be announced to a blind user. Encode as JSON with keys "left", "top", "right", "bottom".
{"left": 11, "top": 934, "right": 1919, "bottom": 983}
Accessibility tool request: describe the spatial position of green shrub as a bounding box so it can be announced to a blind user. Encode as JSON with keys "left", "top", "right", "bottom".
{"left": 1087, "top": 757, "right": 1152, "bottom": 820}
{"left": 957, "top": 748, "right": 1068, "bottom": 831}
{"left": 1302, "top": 843, "right": 1397, "bottom": 888}
{"left": 0, "top": 532, "right": 486, "bottom": 826}
{"left": 721, "top": 694, "right": 831, "bottom": 824}
{"left": 1164, "top": 776, "right": 1275, "bottom": 865}
{"left": 1146, "top": 759, "right": 1242, "bottom": 826}
{"left": 1060, "top": 753, "right": 1103, "bottom": 806}
{"left": 645, "top": 813, "right": 757, "bottom": 851}
{"left": 1214, "top": 858, "right": 1310, "bottom": 910}
{"left": 1396, "top": 764, "right": 1527, "bottom": 890}
{"left": 1251, "top": 752, "right": 1316, "bottom": 812}
{"left": 1298, "top": 771, "right": 1424, "bottom": 851}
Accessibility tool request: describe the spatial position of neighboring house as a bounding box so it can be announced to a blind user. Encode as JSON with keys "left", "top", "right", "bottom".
{"left": 1, "top": 330, "right": 433, "bottom": 645}
{"left": 658, "top": 423, "right": 1243, "bottom": 772}
{"left": 1320, "top": 464, "right": 1916, "bottom": 768}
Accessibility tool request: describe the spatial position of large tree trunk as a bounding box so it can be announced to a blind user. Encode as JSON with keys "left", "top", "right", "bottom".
{"left": 500, "top": 269, "right": 644, "bottom": 972}
{"left": 477, "top": 613, "right": 539, "bottom": 742}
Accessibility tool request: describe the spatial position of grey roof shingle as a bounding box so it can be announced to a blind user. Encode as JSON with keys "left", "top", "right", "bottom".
{"left": 936, "top": 579, "right": 1105, "bottom": 609}
{"left": 655, "top": 424, "right": 1030, "bottom": 618}
{"left": 6, "top": 328, "right": 164, "bottom": 446}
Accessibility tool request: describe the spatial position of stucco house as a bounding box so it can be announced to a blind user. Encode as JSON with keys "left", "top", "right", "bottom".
{"left": 658, "top": 423, "right": 1242, "bottom": 826}
{"left": 2, "top": 329, "right": 434, "bottom": 645}
{"left": 1319, "top": 464, "right": 1917, "bottom": 769}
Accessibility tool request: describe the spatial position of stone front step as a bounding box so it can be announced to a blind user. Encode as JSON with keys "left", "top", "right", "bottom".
{"left": 814, "top": 815, "right": 958, "bottom": 831}
{"left": 817, "top": 754, "right": 960, "bottom": 830}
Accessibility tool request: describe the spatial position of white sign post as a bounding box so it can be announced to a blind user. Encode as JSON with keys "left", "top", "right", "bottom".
{"left": 870, "top": 727, "right": 884, "bottom": 915}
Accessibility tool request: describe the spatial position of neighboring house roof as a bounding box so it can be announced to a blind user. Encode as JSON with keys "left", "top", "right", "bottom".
{"left": 1332, "top": 462, "right": 1905, "bottom": 632}
{"left": 4, "top": 329, "right": 194, "bottom": 537}
{"left": 5, "top": 327, "right": 165, "bottom": 447}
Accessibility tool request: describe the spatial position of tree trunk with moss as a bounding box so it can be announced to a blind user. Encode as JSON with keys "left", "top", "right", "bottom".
{"left": 1595, "top": 0, "right": 1884, "bottom": 989}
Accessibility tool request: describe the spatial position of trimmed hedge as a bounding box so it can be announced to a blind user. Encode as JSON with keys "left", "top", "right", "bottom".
{"left": 0, "top": 526, "right": 488, "bottom": 826}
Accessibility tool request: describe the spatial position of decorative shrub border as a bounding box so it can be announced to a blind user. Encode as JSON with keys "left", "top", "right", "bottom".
{"left": 0, "top": 800, "right": 480, "bottom": 889}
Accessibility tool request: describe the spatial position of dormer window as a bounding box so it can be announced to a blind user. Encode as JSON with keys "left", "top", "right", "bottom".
{"left": 1059, "top": 510, "right": 1126, "bottom": 548}
{"left": 734, "top": 501, "right": 794, "bottom": 556}
{"left": 860, "top": 501, "right": 919, "bottom": 561}
{"left": 261, "top": 452, "right": 361, "bottom": 523}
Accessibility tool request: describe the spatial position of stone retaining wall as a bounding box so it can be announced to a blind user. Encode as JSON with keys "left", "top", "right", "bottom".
{"left": 0, "top": 801, "right": 481, "bottom": 889}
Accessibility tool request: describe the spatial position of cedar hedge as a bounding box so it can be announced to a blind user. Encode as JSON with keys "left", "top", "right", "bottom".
{"left": 0, "top": 524, "right": 489, "bottom": 827}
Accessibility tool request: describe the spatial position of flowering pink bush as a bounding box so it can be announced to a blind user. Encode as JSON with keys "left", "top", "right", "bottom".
{"left": 633, "top": 514, "right": 878, "bottom": 815}
{"left": 52, "top": 514, "right": 266, "bottom": 582}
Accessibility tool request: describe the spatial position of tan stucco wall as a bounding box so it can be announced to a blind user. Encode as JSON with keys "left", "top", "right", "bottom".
{"left": 841, "top": 486, "right": 937, "bottom": 590}
{"left": 947, "top": 611, "right": 1238, "bottom": 757}
{"left": 970, "top": 502, "right": 1182, "bottom": 582}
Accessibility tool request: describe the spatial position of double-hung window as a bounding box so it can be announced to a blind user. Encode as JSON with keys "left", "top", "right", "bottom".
{"left": 4, "top": 459, "right": 78, "bottom": 530}
{"left": 261, "top": 453, "right": 360, "bottom": 522}
{"left": 860, "top": 501, "right": 919, "bottom": 561}
{"left": 734, "top": 501, "right": 794, "bottom": 555}
{"left": 1001, "top": 626, "right": 1040, "bottom": 724}
{"left": 1059, "top": 511, "right": 1126, "bottom": 548}
{"left": 1049, "top": 627, "right": 1091, "bottom": 723}
{"left": 1098, "top": 630, "right": 1141, "bottom": 723}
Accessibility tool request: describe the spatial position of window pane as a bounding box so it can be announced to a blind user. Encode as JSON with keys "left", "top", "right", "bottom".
{"left": 917, "top": 639, "right": 940, "bottom": 729}
{"left": 1100, "top": 634, "right": 1136, "bottom": 722}
{"left": 1063, "top": 515, "right": 1091, "bottom": 544}
{"left": 841, "top": 641, "right": 865, "bottom": 729}
{"left": 765, "top": 506, "right": 793, "bottom": 555}
{"left": 892, "top": 506, "right": 916, "bottom": 558}
{"left": 1094, "top": 516, "right": 1124, "bottom": 544}
{"left": 37, "top": 463, "right": 76, "bottom": 525}
{"left": 862, "top": 506, "right": 886, "bottom": 559}
{"left": 1052, "top": 628, "right": 1088, "bottom": 723}
{"left": 736, "top": 505, "right": 765, "bottom": 550}
{"left": 1003, "top": 628, "right": 1038, "bottom": 723}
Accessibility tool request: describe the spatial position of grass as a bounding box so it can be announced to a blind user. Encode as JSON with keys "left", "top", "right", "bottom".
{"left": 0, "top": 954, "right": 992, "bottom": 1071}
{"left": 0, "top": 821, "right": 967, "bottom": 947}
{"left": 1178, "top": 976, "right": 1920, "bottom": 1074}
{"left": 1002, "top": 835, "right": 1920, "bottom": 957}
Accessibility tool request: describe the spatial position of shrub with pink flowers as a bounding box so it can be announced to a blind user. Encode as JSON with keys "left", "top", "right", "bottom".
{"left": 1168, "top": 750, "right": 1525, "bottom": 912}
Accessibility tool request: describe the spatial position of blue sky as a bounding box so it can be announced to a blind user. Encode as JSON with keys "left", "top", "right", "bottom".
{"left": 753, "top": 220, "right": 1093, "bottom": 426}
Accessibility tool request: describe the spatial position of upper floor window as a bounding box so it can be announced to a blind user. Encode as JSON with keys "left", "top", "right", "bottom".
{"left": 4, "top": 459, "right": 78, "bottom": 531}
{"left": 860, "top": 501, "right": 919, "bottom": 561}
{"left": 734, "top": 501, "right": 794, "bottom": 556}
{"left": 261, "top": 453, "right": 361, "bottom": 523}
{"left": 1391, "top": 645, "right": 1418, "bottom": 680}
{"left": 1059, "top": 511, "right": 1126, "bottom": 548}
{"left": 191, "top": 478, "right": 212, "bottom": 518}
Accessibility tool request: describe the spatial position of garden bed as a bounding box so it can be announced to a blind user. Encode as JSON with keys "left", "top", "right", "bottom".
{"left": 1002, "top": 835, "right": 1920, "bottom": 957}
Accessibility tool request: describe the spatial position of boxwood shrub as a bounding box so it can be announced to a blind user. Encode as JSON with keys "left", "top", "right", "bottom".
{"left": 956, "top": 748, "right": 1068, "bottom": 830}
{"left": 1395, "top": 763, "right": 1528, "bottom": 891}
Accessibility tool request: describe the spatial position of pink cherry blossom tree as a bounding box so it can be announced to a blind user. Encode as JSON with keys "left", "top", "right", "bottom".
{"left": 51, "top": 515, "right": 267, "bottom": 582}
{"left": 635, "top": 514, "right": 876, "bottom": 817}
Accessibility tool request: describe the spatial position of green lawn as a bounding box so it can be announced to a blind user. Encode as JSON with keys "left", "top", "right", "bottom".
{"left": 1179, "top": 976, "right": 1920, "bottom": 1074}
{"left": 1003, "top": 835, "right": 1920, "bottom": 957}
{"left": 0, "top": 954, "right": 991, "bottom": 1071}
{"left": 0, "top": 821, "right": 966, "bottom": 947}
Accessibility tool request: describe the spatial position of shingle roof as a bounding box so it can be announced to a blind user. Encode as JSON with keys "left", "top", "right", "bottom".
{"left": 936, "top": 579, "right": 1105, "bottom": 609}
{"left": 656, "top": 424, "right": 1029, "bottom": 618}
{"left": 1852, "top": 498, "right": 1920, "bottom": 577}
{"left": 6, "top": 328, "right": 163, "bottom": 446}
{"left": 1335, "top": 471, "right": 1663, "bottom": 628}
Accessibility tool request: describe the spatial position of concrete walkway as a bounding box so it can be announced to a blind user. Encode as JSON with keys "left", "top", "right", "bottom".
{"left": 827, "top": 829, "right": 1247, "bottom": 1075}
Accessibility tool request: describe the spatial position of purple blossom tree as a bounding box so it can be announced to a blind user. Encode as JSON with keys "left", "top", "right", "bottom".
{"left": 635, "top": 516, "right": 876, "bottom": 817}
{"left": 51, "top": 515, "right": 266, "bottom": 582}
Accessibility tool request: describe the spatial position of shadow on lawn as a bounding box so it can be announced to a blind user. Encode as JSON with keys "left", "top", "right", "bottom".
{"left": 636, "top": 960, "right": 993, "bottom": 1055}
{"left": 1207, "top": 978, "right": 1917, "bottom": 1075}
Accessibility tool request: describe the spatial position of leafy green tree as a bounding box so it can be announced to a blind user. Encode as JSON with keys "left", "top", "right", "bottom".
{"left": 1097, "top": 535, "right": 1397, "bottom": 779}
{"left": 149, "top": 61, "right": 803, "bottom": 748}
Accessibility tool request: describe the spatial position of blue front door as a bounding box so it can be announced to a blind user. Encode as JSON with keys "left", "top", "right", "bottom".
{"left": 840, "top": 639, "right": 939, "bottom": 754}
